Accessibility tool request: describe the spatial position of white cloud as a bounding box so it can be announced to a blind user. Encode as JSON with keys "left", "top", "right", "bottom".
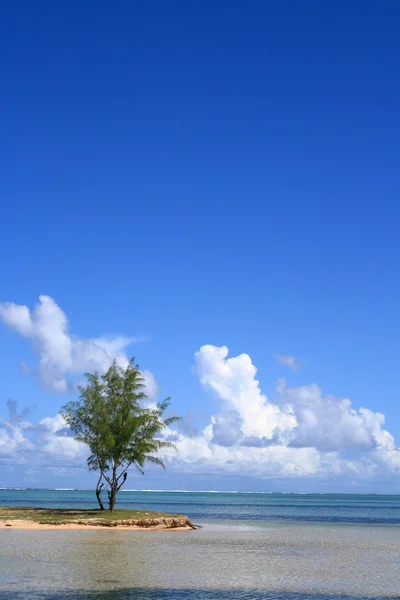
{"left": 193, "top": 345, "right": 395, "bottom": 454}
{"left": 0, "top": 295, "right": 153, "bottom": 394}
{"left": 274, "top": 353, "right": 300, "bottom": 371}
{"left": 39, "top": 416, "right": 86, "bottom": 462}
{"left": 40, "top": 414, "right": 67, "bottom": 434}
{"left": 41, "top": 433, "right": 87, "bottom": 460}
{"left": 210, "top": 410, "right": 244, "bottom": 446}
{"left": 0, "top": 302, "right": 33, "bottom": 336}
{"left": 281, "top": 381, "right": 384, "bottom": 452}
{"left": 156, "top": 345, "right": 400, "bottom": 482}
{"left": 0, "top": 408, "right": 87, "bottom": 465}
{"left": 193, "top": 345, "right": 296, "bottom": 444}
{"left": 142, "top": 370, "right": 160, "bottom": 403}
{"left": 0, "top": 418, "right": 33, "bottom": 457}
{"left": 1, "top": 331, "right": 399, "bottom": 487}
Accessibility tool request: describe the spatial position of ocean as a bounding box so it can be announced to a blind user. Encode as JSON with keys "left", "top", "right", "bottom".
{"left": 0, "top": 489, "right": 399, "bottom": 599}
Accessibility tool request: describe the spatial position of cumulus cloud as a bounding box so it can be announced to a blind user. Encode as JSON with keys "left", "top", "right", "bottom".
{"left": 281, "top": 382, "right": 395, "bottom": 452}
{"left": 0, "top": 419, "right": 33, "bottom": 458}
{"left": 0, "top": 400, "right": 33, "bottom": 458}
{"left": 0, "top": 295, "right": 151, "bottom": 393}
{"left": 39, "top": 413, "right": 68, "bottom": 434}
{"left": 1, "top": 334, "right": 399, "bottom": 486}
{"left": 142, "top": 370, "right": 160, "bottom": 404}
{"left": 274, "top": 353, "right": 300, "bottom": 371}
{"left": 155, "top": 345, "right": 400, "bottom": 482}
{"left": 41, "top": 432, "right": 87, "bottom": 460}
{"left": 38, "top": 415, "right": 87, "bottom": 463}
{"left": 193, "top": 345, "right": 395, "bottom": 454}
{"left": 0, "top": 406, "right": 86, "bottom": 466}
{"left": 161, "top": 430, "right": 375, "bottom": 479}
{"left": 193, "top": 345, "right": 296, "bottom": 445}
{"left": 210, "top": 410, "right": 244, "bottom": 446}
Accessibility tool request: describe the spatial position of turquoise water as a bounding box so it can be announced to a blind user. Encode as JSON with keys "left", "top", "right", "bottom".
{"left": 1, "top": 490, "right": 400, "bottom": 599}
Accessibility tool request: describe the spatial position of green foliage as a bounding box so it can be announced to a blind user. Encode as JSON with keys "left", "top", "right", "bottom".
{"left": 61, "top": 359, "right": 180, "bottom": 510}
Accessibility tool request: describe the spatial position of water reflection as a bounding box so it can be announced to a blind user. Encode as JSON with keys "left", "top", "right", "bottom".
{"left": 1, "top": 524, "right": 399, "bottom": 597}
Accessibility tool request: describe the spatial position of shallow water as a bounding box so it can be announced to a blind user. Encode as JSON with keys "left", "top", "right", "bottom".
{"left": 1, "top": 490, "right": 400, "bottom": 599}
{"left": 0, "top": 594, "right": 398, "bottom": 600}
{"left": 1, "top": 522, "right": 399, "bottom": 598}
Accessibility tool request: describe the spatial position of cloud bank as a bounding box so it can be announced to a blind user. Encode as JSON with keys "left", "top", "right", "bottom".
{"left": 1, "top": 296, "right": 399, "bottom": 488}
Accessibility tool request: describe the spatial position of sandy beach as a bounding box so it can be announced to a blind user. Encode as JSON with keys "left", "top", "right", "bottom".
{"left": 0, "top": 517, "right": 197, "bottom": 531}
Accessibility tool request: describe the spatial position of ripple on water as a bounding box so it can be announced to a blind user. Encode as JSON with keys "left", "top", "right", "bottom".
{"left": 0, "top": 523, "right": 399, "bottom": 598}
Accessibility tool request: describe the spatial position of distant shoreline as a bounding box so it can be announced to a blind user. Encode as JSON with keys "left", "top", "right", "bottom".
{"left": 1, "top": 488, "right": 400, "bottom": 495}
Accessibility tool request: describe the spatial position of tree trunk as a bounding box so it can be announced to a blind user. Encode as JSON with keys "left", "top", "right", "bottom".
{"left": 108, "top": 463, "right": 118, "bottom": 512}
{"left": 96, "top": 488, "right": 104, "bottom": 511}
{"left": 108, "top": 485, "right": 117, "bottom": 512}
{"left": 95, "top": 474, "right": 104, "bottom": 511}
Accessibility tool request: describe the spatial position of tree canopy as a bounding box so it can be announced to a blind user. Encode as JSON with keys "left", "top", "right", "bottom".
{"left": 62, "top": 359, "right": 180, "bottom": 511}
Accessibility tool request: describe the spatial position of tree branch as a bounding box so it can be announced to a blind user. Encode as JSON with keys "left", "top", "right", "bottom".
{"left": 117, "top": 462, "right": 131, "bottom": 481}
{"left": 102, "top": 473, "right": 112, "bottom": 486}
{"left": 117, "top": 472, "right": 128, "bottom": 491}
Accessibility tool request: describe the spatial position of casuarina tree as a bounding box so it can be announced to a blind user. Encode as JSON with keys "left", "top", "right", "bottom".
{"left": 62, "top": 359, "right": 180, "bottom": 511}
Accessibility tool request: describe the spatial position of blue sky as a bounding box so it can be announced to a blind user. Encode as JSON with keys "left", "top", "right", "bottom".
{"left": 1, "top": 1, "right": 400, "bottom": 492}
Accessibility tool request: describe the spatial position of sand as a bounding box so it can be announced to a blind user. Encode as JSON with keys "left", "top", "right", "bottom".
{"left": 0, "top": 516, "right": 198, "bottom": 531}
